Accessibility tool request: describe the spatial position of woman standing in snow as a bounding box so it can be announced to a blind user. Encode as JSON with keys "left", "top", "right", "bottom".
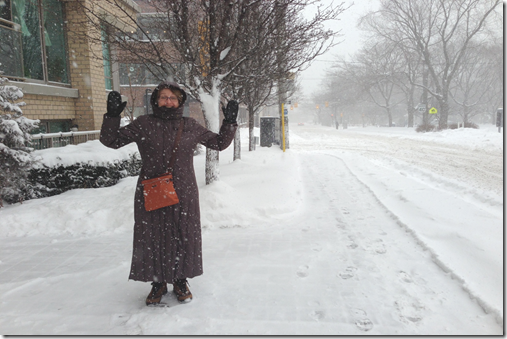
{"left": 100, "top": 81, "right": 238, "bottom": 305}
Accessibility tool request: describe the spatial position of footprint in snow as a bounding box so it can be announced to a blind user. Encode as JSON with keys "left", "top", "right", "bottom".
{"left": 349, "top": 308, "right": 373, "bottom": 331}
{"left": 347, "top": 236, "right": 358, "bottom": 249}
{"left": 348, "top": 242, "right": 358, "bottom": 249}
{"left": 374, "top": 243, "right": 386, "bottom": 254}
{"left": 366, "top": 239, "right": 386, "bottom": 254}
{"left": 309, "top": 310, "right": 325, "bottom": 321}
{"left": 297, "top": 265, "right": 309, "bottom": 278}
{"left": 394, "top": 299, "right": 424, "bottom": 323}
{"left": 398, "top": 271, "right": 413, "bottom": 283}
{"left": 355, "top": 318, "right": 374, "bottom": 331}
{"left": 312, "top": 244, "right": 323, "bottom": 252}
{"left": 339, "top": 266, "right": 357, "bottom": 279}
{"left": 335, "top": 218, "right": 347, "bottom": 229}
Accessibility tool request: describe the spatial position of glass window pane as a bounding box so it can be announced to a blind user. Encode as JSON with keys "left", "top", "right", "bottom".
{"left": 30, "top": 121, "right": 47, "bottom": 134}
{"left": 49, "top": 120, "right": 69, "bottom": 133}
{"left": 120, "top": 63, "right": 144, "bottom": 85}
{"left": 0, "top": 0, "right": 11, "bottom": 21}
{"left": 42, "top": 0, "right": 68, "bottom": 83}
{"left": 12, "top": 0, "right": 43, "bottom": 80}
{"left": 0, "top": 24, "right": 24, "bottom": 77}
{"left": 101, "top": 26, "right": 112, "bottom": 90}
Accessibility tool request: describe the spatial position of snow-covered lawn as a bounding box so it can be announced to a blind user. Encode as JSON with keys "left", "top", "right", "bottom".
{"left": 0, "top": 123, "right": 503, "bottom": 335}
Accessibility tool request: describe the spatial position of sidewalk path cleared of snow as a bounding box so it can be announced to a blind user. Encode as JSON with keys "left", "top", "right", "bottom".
{"left": 0, "top": 124, "right": 503, "bottom": 335}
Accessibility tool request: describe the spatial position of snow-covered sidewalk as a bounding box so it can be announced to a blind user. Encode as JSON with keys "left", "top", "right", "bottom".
{"left": 0, "top": 124, "right": 503, "bottom": 335}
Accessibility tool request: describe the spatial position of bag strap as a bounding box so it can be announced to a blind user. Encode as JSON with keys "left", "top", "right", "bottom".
{"left": 168, "top": 119, "right": 185, "bottom": 172}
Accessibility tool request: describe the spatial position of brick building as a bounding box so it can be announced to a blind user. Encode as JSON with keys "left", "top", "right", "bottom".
{"left": 0, "top": 0, "right": 143, "bottom": 133}
{"left": 0, "top": 0, "right": 210, "bottom": 135}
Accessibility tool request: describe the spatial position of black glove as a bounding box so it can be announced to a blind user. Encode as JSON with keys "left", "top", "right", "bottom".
{"left": 222, "top": 100, "right": 239, "bottom": 124}
{"left": 106, "top": 91, "right": 127, "bottom": 117}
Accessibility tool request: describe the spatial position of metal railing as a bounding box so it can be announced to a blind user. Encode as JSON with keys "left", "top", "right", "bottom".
{"left": 30, "top": 131, "right": 101, "bottom": 150}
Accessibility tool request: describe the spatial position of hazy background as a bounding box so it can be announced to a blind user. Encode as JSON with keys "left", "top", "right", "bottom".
{"left": 299, "top": 0, "right": 378, "bottom": 97}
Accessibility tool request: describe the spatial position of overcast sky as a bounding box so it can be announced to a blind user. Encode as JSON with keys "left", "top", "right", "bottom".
{"left": 298, "top": 0, "right": 379, "bottom": 100}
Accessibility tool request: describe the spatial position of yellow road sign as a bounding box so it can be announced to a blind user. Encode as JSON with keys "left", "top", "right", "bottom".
{"left": 429, "top": 107, "right": 438, "bottom": 114}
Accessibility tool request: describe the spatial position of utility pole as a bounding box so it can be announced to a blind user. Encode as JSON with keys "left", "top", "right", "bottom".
{"left": 276, "top": 1, "right": 289, "bottom": 150}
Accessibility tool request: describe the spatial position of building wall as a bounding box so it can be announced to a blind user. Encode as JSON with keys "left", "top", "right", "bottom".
{"left": 65, "top": 0, "right": 102, "bottom": 131}
{"left": 22, "top": 96, "right": 75, "bottom": 121}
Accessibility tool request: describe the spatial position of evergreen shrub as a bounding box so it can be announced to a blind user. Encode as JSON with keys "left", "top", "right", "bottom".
{"left": 25, "top": 153, "right": 142, "bottom": 200}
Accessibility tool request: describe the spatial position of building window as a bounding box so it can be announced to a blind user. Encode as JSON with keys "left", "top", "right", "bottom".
{"left": 43, "top": 0, "right": 68, "bottom": 83}
{"left": 0, "top": 16, "right": 24, "bottom": 78}
{"left": 13, "top": 0, "right": 43, "bottom": 80}
{"left": 31, "top": 119, "right": 71, "bottom": 134}
{"left": 0, "top": 0, "right": 69, "bottom": 84}
{"left": 101, "top": 25, "right": 113, "bottom": 90}
{"left": 0, "top": 1, "right": 11, "bottom": 21}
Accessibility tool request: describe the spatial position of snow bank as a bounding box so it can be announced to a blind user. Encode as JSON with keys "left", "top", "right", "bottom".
{"left": 0, "top": 128, "right": 302, "bottom": 237}
{"left": 31, "top": 140, "right": 139, "bottom": 168}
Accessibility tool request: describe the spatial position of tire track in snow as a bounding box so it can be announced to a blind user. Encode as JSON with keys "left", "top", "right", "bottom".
{"left": 311, "top": 150, "right": 503, "bottom": 327}
{"left": 290, "top": 150, "right": 502, "bottom": 333}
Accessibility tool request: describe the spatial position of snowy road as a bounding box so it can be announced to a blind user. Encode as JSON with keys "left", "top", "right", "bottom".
{"left": 0, "top": 124, "right": 502, "bottom": 335}
{"left": 290, "top": 124, "right": 503, "bottom": 330}
{"left": 274, "top": 151, "right": 499, "bottom": 334}
{"left": 292, "top": 124, "right": 503, "bottom": 200}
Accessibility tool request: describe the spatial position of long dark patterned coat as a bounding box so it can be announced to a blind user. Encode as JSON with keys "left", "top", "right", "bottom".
{"left": 100, "top": 83, "right": 237, "bottom": 283}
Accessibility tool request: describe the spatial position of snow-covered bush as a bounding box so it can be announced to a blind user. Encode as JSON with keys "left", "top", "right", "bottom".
{"left": 416, "top": 123, "right": 436, "bottom": 133}
{"left": 0, "top": 77, "right": 39, "bottom": 206}
{"left": 448, "top": 122, "right": 479, "bottom": 129}
{"left": 26, "top": 153, "right": 142, "bottom": 199}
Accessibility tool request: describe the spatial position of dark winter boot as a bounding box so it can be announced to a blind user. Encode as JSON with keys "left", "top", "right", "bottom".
{"left": 173, "top": 279, "right": 192, "bottom": 303}
{"left": 146, "top": 282, "right": 168, "bottom": 305}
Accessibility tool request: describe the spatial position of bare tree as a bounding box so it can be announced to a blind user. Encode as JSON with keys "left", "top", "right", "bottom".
{"left": 227, "top": 0, "right": 347, "bottom": 151}
{"left": 450, "top": 41, "right": 503, "bottom": 125}
{"left": 332, "top": 41, "right": 404, "bottom": 127}
{"left": 396, "top": 47, "right": 424, "bottom": 128}
{"left": 356, "top": 41, "right": 405, "bottom": 127}
{"left": 360, "top": 0, "right": 501, "bottom": 129}
{"left": 75, "top": 0, "right": 347, "bottom": 183}
{"left": 221, "top": 1, "right": 278, "bottom": 153}
{"left": 479, "top": 43, "right": 504, "bottom": 124}
{"left": 316, "top": 65, "right": 366, "bottom": 126}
